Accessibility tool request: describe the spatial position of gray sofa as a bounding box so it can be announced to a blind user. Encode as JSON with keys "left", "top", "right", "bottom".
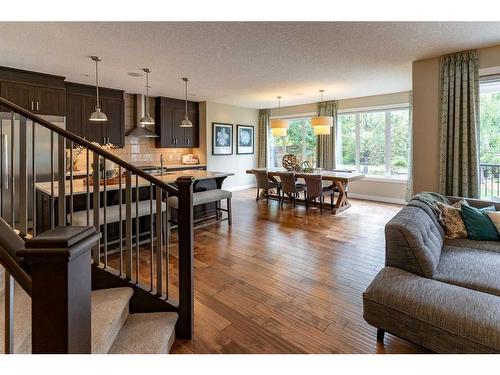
{"left": 363, "top": 196, "right": 500, "bottom": 353}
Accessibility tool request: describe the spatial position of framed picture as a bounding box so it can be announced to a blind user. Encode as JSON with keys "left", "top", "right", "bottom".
{"left": 212, "top": 122, "right": 233, "bottom": 155}
{"left": 236, "top": 125, "right": 254, "bottom": 155}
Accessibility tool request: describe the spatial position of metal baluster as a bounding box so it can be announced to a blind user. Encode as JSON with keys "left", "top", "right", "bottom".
{"left": 32, "top": 122, "right": 36, "bottom": 236}
{"left": 155, "top": 185, "right": 163, "bottom": 296}
{"left": 50, "top": 131, "right": 54, "bottom": 229}
{"left": 165, "top": 190, "right": 169, "bottom": 298}
{"left": 149, "top": 182, "right": 154, "bottom": 292}
{"left": 69, "top": 141, "right": 74, "bottom": 225}
{"left": 103, "top": 157, "right": 108, "bottom": 268}
{"left": 4, "top": 271, "right": 14, "bottom": 354}
{"left": 19, "top": 116, "right": 28, "bottom": 235}
{"left": 497, "top": 166, "right": 499, "bottom": 197}
{"left": 57, "top": 134, "right": 66, "bottom": 227}
{"left": 125, "top": 170, "right": 132, "bottom": 281}
{"left": 0, "top": 117, "right": 3, "bottom": 219}
{"left": 10, "top": 112, "right": 15, "bottom": 229}
{"left": 118, "top": 165, "right": 123, "bottom": 276}
{"left": 86, "top": 148, "right": 90, "bottom": 226}
{"left": 135, "top": 174, "right": 139, "bottom": 284}
{"left": 491, "top": 166, "right": 494, "bottom": 198}
{"left": 93, "top": 152, "right": 100, "bottom": 265}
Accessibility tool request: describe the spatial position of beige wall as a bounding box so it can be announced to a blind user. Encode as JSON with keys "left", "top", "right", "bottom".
{"left": 412, "top": 44, "right": 500, "bottom": 193}
{"left": 200, "top": 102, "right": 259, "bottom": 190}
{"left": 270, "top": 91, "right": 411, "bottom": 204}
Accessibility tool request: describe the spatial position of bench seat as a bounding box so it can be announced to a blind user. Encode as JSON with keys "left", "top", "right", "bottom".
{"left": 69, "top": 200, "right": 167, "bottom": 226}
{"left": 168, "top": 189, "right": 232, "bottom": 209}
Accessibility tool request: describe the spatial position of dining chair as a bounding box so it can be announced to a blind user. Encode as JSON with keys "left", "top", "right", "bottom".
{"left": 302, "top": 174, "right": 336, "bottom": 214}
{"left": 275, "top": 171, "right": 307, "bottom": 208}
{"left": 252, "top": 169, "right": 281, "bottom": 203}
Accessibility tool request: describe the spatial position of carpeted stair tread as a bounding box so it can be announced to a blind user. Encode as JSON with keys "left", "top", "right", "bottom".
{"left": 109, "top": 312, "right": 178, "bottom": 354}
{"left": 0, "top": 281, "right": 31, "bottom": 354}
{"left": 91, "top": 287, "right": 133, "bottom": 354}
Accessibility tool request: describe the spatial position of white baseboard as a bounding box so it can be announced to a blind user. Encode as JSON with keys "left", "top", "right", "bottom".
{"left": 348, "top": 193, "right": 406, "bottom": 205}
{"left": 227, "top": 184, "right": 256, "bottom": 192}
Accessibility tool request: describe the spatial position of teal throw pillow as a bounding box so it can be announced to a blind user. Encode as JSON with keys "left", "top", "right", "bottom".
{"left": 460, "top": 205, "right": 499, "bottom": 241}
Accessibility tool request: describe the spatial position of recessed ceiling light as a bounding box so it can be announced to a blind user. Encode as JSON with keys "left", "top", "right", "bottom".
{"left": 295, "top": 93, "right": 304, "bottom": 96}
{"left": 81, "top": 74, "right": 89, "bottom": 78}
{"left": 128, "top": 72, "right": 143, "bottom": 77}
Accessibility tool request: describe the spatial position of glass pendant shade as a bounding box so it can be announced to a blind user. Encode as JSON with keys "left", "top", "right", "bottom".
{"left": 180, "top": 77, "right": 193, "bottom": 128}
{"left": 89, "top": 107, "right": 108, "bottom": 122}
{"left": 89, "top": 56, "right": 108, "bottom": 122}
{"left": 139, "top": 113, "right": 155, "bottom": 125}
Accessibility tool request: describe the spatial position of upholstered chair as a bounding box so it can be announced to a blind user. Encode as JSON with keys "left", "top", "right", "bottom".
{"left": 252, "top": 169, "right": 281, "bottom": 203}
{"left": 275, "top": 171, "right": 307, "bottom": 208}
{"left": 302, "top": 174, "right": 336, "bottom": 214}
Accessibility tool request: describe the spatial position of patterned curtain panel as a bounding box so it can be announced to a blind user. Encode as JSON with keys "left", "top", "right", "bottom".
{"left": 257, "top": 109, "right": 270, "bottom": 168}
{"left": 405, "top": 91, "right": 414, "bottom": 201}
{"left": 316, "top": 100, "right": 338, "bottom": 170}
{"left": 439, "top": 50, "right": 480, "bottom": 198}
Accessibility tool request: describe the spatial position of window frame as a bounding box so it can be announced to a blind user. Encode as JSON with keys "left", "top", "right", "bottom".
{"left": 336, "top": 103, "right": 410, "bottom": 181}
{"left": 267, "top": 114, "right": 317, "bottom": 168}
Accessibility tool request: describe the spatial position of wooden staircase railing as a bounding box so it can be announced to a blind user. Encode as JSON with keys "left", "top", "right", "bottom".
{"left": 0, "top": 96, "right": 194, "bottom": 353}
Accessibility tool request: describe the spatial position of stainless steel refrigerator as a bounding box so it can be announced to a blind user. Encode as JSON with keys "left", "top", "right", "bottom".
{"left": 0, "top": 112, "right": 65, "bottom": 228}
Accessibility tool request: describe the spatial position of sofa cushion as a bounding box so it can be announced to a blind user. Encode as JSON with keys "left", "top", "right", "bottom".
{"left": 385, "top": 206, "right": 444, "bottom": 277}
{"left": 433, "top": 246, "right": 500, "bottom": 297}
{"left": 487, "top": 211, "right": 500, "bottom": 234}
{"left": 461, "top": 205, "right": 499, "bottom": 241}
{"left": 444, "top": 238, "right": 500, "bottom": 253}
{"left": 363, "top": 267, "right": 500, "bottom": 353}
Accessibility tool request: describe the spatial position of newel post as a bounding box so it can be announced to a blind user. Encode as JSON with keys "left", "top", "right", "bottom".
{"left": 19, "top": 226, "right": 99, "bottom": 353}
{"left": 175, "top": 176, "right": 194, "bottom": 339}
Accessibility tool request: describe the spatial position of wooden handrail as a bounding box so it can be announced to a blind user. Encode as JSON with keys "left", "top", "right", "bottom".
{"left": 0, "top": 96, "right": 178, "bottom": 195}
{"left": 0, "top": 247, "right": 32, "bottom": 296}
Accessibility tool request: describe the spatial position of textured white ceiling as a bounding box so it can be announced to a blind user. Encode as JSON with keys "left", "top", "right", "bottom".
{"left": 1, "top": 22, "right": 500, "bottom": 108}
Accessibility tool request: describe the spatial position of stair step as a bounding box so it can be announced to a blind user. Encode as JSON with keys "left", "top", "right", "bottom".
{"left": 109, "top": 312, "right": 178, "bottom": 354}
{"left": 91, "top": 287, "right": 133, "bottom": 354}
{"left": 0, "top": 280, "right": 31, "bottom": 354}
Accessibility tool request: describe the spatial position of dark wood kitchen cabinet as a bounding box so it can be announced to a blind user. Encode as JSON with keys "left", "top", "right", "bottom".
{"left": 0, "top": 66, "right": 66, "bottom": 116}
{"left": 65, "top": 82, "right": 125, "bottom": 147}
{"left": 155, "top": 96, "right": 199, "bottom": 148}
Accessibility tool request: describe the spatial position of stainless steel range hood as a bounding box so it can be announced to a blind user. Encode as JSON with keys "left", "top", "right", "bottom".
{"left": 126, "top": 94, "right": 158, "bottom": 138}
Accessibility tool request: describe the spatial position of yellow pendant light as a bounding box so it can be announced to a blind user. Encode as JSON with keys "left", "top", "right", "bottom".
{"left": 270, "top": 96, "right": 288, "bottom": 136}
{"left": 311, "top": 89, "right": 333, "bottom": 135}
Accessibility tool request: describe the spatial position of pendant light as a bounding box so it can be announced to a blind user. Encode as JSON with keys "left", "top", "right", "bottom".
{"left": 139, "top": 68, "right": 155, "bottom": 125}
{"left": 89, "top": 56, "right": 108, "bottom": 122}
{"left": 311, "top": 89, "right": 333, "bottom": 135}
{"left": 270, "top": 96, "right": 288, "bottom": 137}
{"left": 180, "top": 77, "right": 193, "bottom": 128}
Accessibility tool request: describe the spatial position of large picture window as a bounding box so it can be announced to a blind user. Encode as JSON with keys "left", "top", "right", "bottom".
{"left": 479, "top": 79, "right": 500, "bottom": 199}
{"left": 269, "top": 117, "right": 316, "bottom": 167}
{"left": 337, "top": 106, "right": 410, "bottom": 179}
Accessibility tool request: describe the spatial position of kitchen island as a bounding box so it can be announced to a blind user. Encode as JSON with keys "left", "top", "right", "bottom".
{"left": 35, "top": 169, "right": 233, "bottom": 235}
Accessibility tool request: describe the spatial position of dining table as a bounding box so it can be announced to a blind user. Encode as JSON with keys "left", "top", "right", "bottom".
{"left": 247, "top": 167, "right": 365, "bottom": 214}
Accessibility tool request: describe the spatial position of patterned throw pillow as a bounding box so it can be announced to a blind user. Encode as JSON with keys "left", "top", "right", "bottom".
{"left": 436, "top": 200, "right": 469, "bottom": 239}
{"left": 487, "top": 211, "right": 500, "bottom": 235}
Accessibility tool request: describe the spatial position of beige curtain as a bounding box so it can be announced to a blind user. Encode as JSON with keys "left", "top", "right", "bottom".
{"left": 257, "top": 109, "right": 270, "bottom": 168}
{"left": 316, "top": 100, "right": 338, "bottom": 170}
{"left": 439, "top": 50, "right": 480, "bottom": 198}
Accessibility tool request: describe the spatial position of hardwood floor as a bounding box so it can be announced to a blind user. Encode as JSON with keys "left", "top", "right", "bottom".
{"left": 114, "top": 189, "right": 429, "bottom": 353}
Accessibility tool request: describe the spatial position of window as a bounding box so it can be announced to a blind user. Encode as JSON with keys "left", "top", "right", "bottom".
{"left": 479, "top": 79, "right": 500, "bottom": 199}
{"left": 269, "top": 117, "right": 316, "bottom": 167}
{"left": 337, "top": 107, "right": 410, "bottom": 179}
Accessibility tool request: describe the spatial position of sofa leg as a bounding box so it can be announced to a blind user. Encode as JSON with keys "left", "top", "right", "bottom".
{"left": 377, "top": 328, "right": 385, "bottom": 342}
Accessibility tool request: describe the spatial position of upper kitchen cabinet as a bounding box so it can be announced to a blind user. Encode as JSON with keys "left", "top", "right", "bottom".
{"left": 65, "top": 82, "right": 125, "bottom": 147}
{"left": 155, "top": 96, "right": 199, "bottom": 148}
{"left": 0, "top": 66, "right": 66, "bottom": 116}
